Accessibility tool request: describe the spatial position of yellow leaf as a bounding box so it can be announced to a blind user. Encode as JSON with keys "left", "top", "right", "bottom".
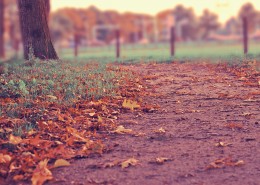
{"left": 9, "top": 134, "right": 22, "bottom": 145}
{"left": 155, "top": 127, "right": 166, "bottom": 133}
{"left": 215, "top": 142, "right": 225, "bottom": 147}
{"left": 234, "top": 160, "right": 245, "bottom": 166}
{"left": 53, "top": 159, "right": 70, "bottom": 168}
{"left": 122, "top": 99, "right": 140, "bottom": 111}
{"left": 31, "top": 159, "right": 53, "bottom": 185}
{"left": 156, "top": 157, "right": 171, "bottom": 164}
{"left": 98, "top": 116, "right": 103, "bottom": 123}
{"left": 0, "top": 153, "right": 12, "bottom": 164}
{"left": 112, "top": 125, "right": 132, "bottom": 134}
{"left": 46, "top": 95, "right": 57, "bottom": 100}
{"left": 121, "top": 158, "right": 138, "bottom": 168}
{"left": 103, "top": 160, "right": 120, "bottom": 168}
{"left": 89, "top": 112, "right": 96, "bottom": 117}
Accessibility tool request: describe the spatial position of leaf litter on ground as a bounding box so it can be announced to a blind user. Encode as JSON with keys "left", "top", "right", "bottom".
{"left": 0, "top": 60, "right": 147, "bottom": 184}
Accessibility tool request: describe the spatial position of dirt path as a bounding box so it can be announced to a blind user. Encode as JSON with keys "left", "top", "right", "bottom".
{"left": 48, "top": 62, "right": 260, "bottom": 185}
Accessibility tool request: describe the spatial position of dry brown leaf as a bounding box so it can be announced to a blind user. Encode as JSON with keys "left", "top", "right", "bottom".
{"left": 156, "top": 157, "right": 171, "bottom": 164}
{"left": 66, "top": 127, "right": 88, "bottom": 142}
{"left": 9, "top": 161, "right": 21, "bottom": 172}
{"left": 13, "top": 175, "right": 25, "bottom": 181}
{"left": 98, "top": 116, "right": 103, "bottom": 123}
{"left": 234, "top": 160, "right": 245, "bottom": 166}
{"left": 155, "top": 127, "right": 166, "bottom": 133}
{"left": 215, "top": 142, "right": 232, "bottom": 147}
{"left": 89, "top": 112, "right": 96, "bottom": 117}
{"left": 112, "top": 125, "right": 132, "bottom": 134}
{"left": 53, "top": 159, "right": 70, "bottom": 168}
{"left": 133, "top": 132, "right": 146, "bottom": 137}
{"left": 215, "top": 142, "right": 225, "bottom": 147}
{"left": 9, "top": 134, "right": 22, "bottom": 145}
{"left": 31, "top": 159, "right": 53, "bottom": 185}
{"left": 103, "top": 160, "right": 120, "bottom": 168}
{"left": 207, "top": 162, "right": 221, "bottom": 169}
{"left": 46, "top": 95, "right": 57, "bottom": 100}
{"left": 0, "top": 153, "right": 12, "bottom": 164}
{"left": 121, "top": 158, "right": 138, "bottom": 169}
{"left": 122, "top": 99, "right": 140, "bottom": 111}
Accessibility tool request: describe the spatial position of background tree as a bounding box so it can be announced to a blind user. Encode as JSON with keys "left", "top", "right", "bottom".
{"left": 238, "top": 3, "right": 258, "bottom": 33}
{"left": 173, "top": 5, "right": 198, "bottom": 40}
{"left": 199, "top": 9, "right": 220, "bottom": 39}
{"left": 0, "top": 0, "right": 5, "bottom": 59}
{"left": 5, "top": 0, "right": 21, "bottom": 57}
{"left": 18, "top": 0, "right": 58, "bottom": 60}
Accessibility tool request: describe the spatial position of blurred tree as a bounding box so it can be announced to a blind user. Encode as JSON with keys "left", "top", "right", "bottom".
{"left": 18, "top": 0, "right": 58, "bottom": 60}
{"left": 238, "top": 3, "right": 258, "bottom": 33}
{"left": 173, "top": 5, "right": 198, "bottom": 40}
{"left": 224, "top": 17, "right": 240, "bottom": 35}
{"left": 199, "top": 9, "right": 220, "bottom": 39}
{"left": 0, "top": 0, "right": 5, "bottom": 59}
{"left": 5, "top": 0, "right": 21, "bottom": 57}
{"left": 50, "top": 11, "right": 74, "bottom": 43}
{"left": 50, "top": 8, "right": 86, "bottom": 56}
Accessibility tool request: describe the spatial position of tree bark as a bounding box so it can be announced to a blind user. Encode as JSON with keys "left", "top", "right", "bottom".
{"left": 18, "top": 0, "right": 58, "bottom": 60}
{"left": 46, "top": 0, "right": 50, "bottom": 20}
{"left": 0, "top": 0, "right": 5, "bottom": 59}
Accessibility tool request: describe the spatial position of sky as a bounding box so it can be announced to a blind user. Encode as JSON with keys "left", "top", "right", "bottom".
{"left": 51, "top": 0, "right": 259, "bottom": 23}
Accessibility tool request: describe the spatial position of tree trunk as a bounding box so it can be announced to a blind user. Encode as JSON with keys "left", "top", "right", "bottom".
{"left": 18, "top": 0, "right": 58, "bottom": 60}
{"left": 0, "top": 0, "right": 5, "bottom": 59}
{"left": 46, "top": 0, "right": 50, "bottom": 20}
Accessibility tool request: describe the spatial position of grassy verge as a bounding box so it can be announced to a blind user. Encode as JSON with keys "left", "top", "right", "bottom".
{"left": 0, "top": 58, "right": 143, "bottom": 183}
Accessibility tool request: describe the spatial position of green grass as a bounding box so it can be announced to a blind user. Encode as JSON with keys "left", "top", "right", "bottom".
{"left": 0, "top": 58, "right": 133, "bottom": 136}
{"left": 57, "top": 41, "right": 260, "bottom": 62}
{"left": 3, "top": 41, "right": 260, "bottom": 64}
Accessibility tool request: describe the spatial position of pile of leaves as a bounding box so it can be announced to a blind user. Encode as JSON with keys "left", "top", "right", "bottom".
{"left": 0, "top": 60, "right": 146, "bottom": 184}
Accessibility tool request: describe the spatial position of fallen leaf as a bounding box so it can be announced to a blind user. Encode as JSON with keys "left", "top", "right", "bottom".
{"left": 53, "top": 159, "right": 70, "bottom": 168}
{"left": 154, "top": 127, "right": 166, "bottom": 133}
{"left": 112, "top": 125, "right": 132, "bottom": 134}
{"left": 207, "top": 162, "right": 221, "bottom": 169}
{"left": 31, "top": 159, "right": 53, "bottom": 185}
{"left": 89, "top": 112, "right": 96, "bottom": 117}
{"left": 0, "top": 153, "right": 12, "bottom": 164}
{"left": 46, "top": 95, "right": 57, "bottom": 100}
{"left": 9, "top": 134, "right": 22, "bottom": 145}
{"left": 9, "top": 161, "right": 21, "bottom": 172}
{"left": 215, "top": 142, "right": 232, "bottom": 147}
{"left": 121, "top": 158, "right": 138, "bottom": 168}
{"left": 66, "top": 127, "right": 88, "bottom": 142}
{"left": 215, "top": 142, "right": 225, "bottom": 147}
{"left": 156, "top": 157, "right": 171, "bottom": 164}
{"left": 234, "top": 160, "right": 245, "bottom": 166}
{"left": 225, "top": 123, "right": 243, "bottom": 129}
{"left": 122, "top": 99, "right": 140, "bottom": 111}
{"left": 13, "top": 175, "right": 24, "bottom": 181}
{"left": 98, "top": 116, "right": 103, "bottom": 123}
{"left": 133, "top": 132, "right": 146, "bottom": 137}
{"left": 103, "top": 160, "right": 120, "bottom": 168}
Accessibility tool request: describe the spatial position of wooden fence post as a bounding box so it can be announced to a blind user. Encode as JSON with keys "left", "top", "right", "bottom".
{"left": 0, "top": 0, "right": 5, "bottom": 59}
{"left": 74, "top": 33, "right": 79, "bottom": 57}
{"left": 115, "top": 29, "right": 120, "bottom": 58}
{"left": 243, "top": 17, "right": 248, "bottom": 55}
{"left": 170, "top": 26, "right": 175, "bottom": 57}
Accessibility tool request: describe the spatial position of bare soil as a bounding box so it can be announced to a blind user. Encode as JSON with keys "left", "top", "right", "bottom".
{"left": 29, "top": 62, "right": 260, "bottom": 184}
